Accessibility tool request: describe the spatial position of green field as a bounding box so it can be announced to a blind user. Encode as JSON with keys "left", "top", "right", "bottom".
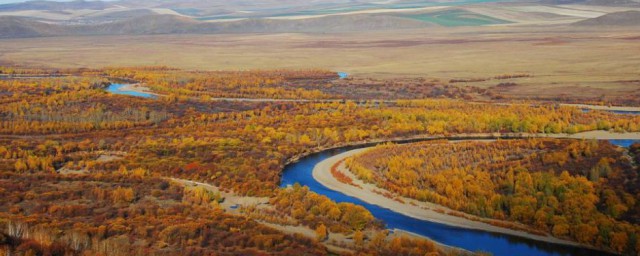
{"left": 193, "top": 1, "right": 508, "bottom": 21}
{"left": 402, "top": 9, "right": 510, "bottom": 27}
{"left": 172, "top": 8, "right": 202, "bottom": 16}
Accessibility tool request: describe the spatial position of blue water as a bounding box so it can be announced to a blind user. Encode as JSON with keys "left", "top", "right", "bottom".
{"left": 610, "top": 110, "right": 640, "bottom": 115}
{"left": 582, "top": 108, "right": 640, "bottom": 115}
{"left": 105, "top": 83, "right": 156, "bottom": 99}
{"left": 338, "top": 72, "right": 348, "bottom": 79}
{"left": 281, "top": 143, "right": 610, "bottom": 256}
{"left": 609, "top": 139, "right": 639, "bottom": 148}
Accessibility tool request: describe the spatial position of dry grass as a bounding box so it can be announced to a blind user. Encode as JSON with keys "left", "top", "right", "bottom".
{"left": 0, "top": 25, "right": 639, "bottom": 98}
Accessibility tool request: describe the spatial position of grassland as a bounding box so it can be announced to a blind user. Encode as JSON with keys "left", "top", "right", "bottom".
{"left": 402, "top": 10, "right": 510, "bottom": 26}
{"left": 1, "top": 25, "right": 639, "bottom": 101}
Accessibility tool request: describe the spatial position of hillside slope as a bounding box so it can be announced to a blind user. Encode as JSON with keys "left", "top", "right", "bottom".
{"left": 0, "top": 13, "right": 432, "bottom": 38}
{"left": 540, "top": 0, "right": 640, "bottom": 6}
{"left": 573, "top": 10, "right": 640, "bottom": 26}
{"left": 0, "top": 16, "right": 65, "bottom": 38}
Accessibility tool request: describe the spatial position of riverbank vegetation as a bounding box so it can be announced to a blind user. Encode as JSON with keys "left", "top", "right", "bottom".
{"left": 102, "top": 66, "right": 337, "bottom": 100}
{"left": 347, "top": 139, "right": 640, "bottom": 253}
{"left": 1, "top": 65, "right": 639, "bottom": 255}
{"left": 0, "top": 172, "right": 327, "bottom": 255}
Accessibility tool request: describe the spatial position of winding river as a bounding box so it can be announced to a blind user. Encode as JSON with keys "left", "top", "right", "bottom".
{"left": 104, "top": 81, "right": 636, "bottom": 255}
{"left": 582, "top": 109, "right": 640, "bottom": 115}
{"left": 281, "top": 139, "right": 636, "bottom": 256}
{"left": 105, "top": 83, "right": 156, "bottom": 99}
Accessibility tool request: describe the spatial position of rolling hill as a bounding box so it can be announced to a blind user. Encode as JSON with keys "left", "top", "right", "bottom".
{"left": 573, "top": 10, "right": 640, "bottom": 26}
{"left": 0, "top": 16, "right": 63, "bottom": 38}
{"left": 1, "top": 0, "right": 640, "bottom": 38}
{"left": 0, "top": 0, "right": 111, "bottom": 11}
{"left": 539, "top": 0, "right": 640, "bottom": 5}
{"left": 0, "top": 13, "right": 432, "bottom": 38}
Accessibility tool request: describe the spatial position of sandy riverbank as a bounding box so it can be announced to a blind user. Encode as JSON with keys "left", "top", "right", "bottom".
{"left": 172, "top": 178, "right": 462, "bottom": 254}
{"left": 312, "top": 148, "right": 588, "bottom": 249}
{"left": 310, "top": 131, "right": 638, "bottom": 250}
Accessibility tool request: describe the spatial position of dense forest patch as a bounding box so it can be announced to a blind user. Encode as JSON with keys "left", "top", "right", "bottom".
{"left": 348, "top": 139, "right": 640, "bottom": 253}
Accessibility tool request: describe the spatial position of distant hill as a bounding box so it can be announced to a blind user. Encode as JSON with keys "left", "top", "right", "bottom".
{"left": 0, "top": 15, "right": 207, "bottom": 37}
{"left": 573, "top": 10, "right": 640, "bottom": 26}
{"left": 0, "top": 0, "right": 377, "bottom": 13}
{"left": 214, "top": 15, "right": 431, "bottom": 34}
{"left": 539, "top": 0, "right": 640, "bottom": 6}
{"left": 0, "top": 16, "right": 62, "bottom": 38}
{"left": 88, "top": 14, "right": 201, "bottom": 35}
{"left": 0, "top": 0, "right": 111, "bottom": 11}
{"left": 0, "top": 13, "right": 431, "bottom": 38}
